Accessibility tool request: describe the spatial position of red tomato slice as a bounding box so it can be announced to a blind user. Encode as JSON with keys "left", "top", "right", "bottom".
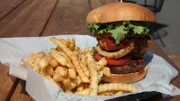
{"left": 94, "top": 52, "right": 131, "bottom": 65}
{"left": 100, "top": 39, "right": 117, "bottom": 50}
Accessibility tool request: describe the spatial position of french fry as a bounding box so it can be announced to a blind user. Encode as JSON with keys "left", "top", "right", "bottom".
{"left": 74, "top": 88, "right": 90, "bottom": 95}
{"left": 95, "top": 57, "right": 107, "bottom": 71}
{"left": 50, "top": 48, "right": 68, "bottom": 66}
{"left": 62, "top": 78, "right": 71, "bottom": 90}
{"left": 58, "top": 51, "right": 74, "bottom": 68}
{"left": 65, "top": 38, "right": 71, "bottom": 47}
{"left": 56, "top": 46, "right": 61, "bottom": 51}
{"left": 102, "top": 67, "right": 111, "bottom": 77}
{"left": 46, "top": 65, "right": 54, "bottom": 76}
{"left": 97, "top": 71, "right": 103, "bottom": 82}
{"left": 69, "top": 38, "right": 76, "bottom": 51}
{"left": 22, "top": 37, "right": 138, "bottom": 96}
{"left": 77, "top": 83, "right": 84, "bottom": 91}
{"left": 75, "top": 76, "right": 82, "bottom": 86}
{"left": 50, "top": 37, "right": 89, "bottom": 83}
{"left": 40, "top": 68, "right": 48, "bottom": 77}
{"left": 55, "top": 66, "right": 68, "bottom": 77}
{"left": 37, "top": 51, "right": 46, "bottom": 58}
{"left": 115, "top": 91, "right": 123, "bottom": 95}
{"left": 98, "top": 83, "right": 137, "bottom": 93}
{"left": 39, "top": 56, "right": 49, "bottom": 69}
{"left": 28, "top": 53, "right": 41, "bottom": 72}
{"left": 53, "top": 74, "right": 63, "bottom": 81}
{"left": 81, "top": 47, "right": 95, "bottom": 54}
{"left": 85, "top": 52, "right": 98, "bottom": 95}
{"left": 68, "top": 68, "right": 76, "bottom": 79}
{"left": 80, "top": 55, "right": 90, "bottom": 77}
{"left": 99, "top": 91, "right": 114, "bottom": 96}
{"left": 49, "top": 59, "right": 58, "bottom": 68}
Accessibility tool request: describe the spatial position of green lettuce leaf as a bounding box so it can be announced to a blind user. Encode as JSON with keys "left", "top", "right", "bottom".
{"left": 86, "top": 21, "right": 150, "bottom": 44}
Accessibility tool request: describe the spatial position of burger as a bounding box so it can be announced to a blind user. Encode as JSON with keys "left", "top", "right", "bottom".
{"left": 86, "top": 2, "right": 156, "bottom": 83}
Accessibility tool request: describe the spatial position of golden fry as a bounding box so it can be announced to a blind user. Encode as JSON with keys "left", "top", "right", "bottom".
{"left": 46, "top": 65, "right": 54, "bottom": 76}
{"left": 37, "top": 51, "right": 46, "bottom": 58}
{"left": 56, "top": 46, "right": 61, "bottom": 51}
{"left": 77, "top": 83, "right": 84, "bottom": 91}
{"left": 23, "top": 37, "right": 138, "bottom": 96}
{"left": 98, "top": 83, "right": 137, "bottom": 93}
{"left": 97, "top": 71, "right": 103, "bottom": 82}
{"left": 69, "top": 38, "right": 76, "bottom": 51}
{"left": 58, "top": 51, "right": 74, "bottom": 68}
{"left": 55, "top": 66, "right": 68, "bottom": 77}
{"left": 28, "top": 53, "right": 41, "bottom": 72}
{"left": 95, "top": 57, "right": 107, "bottom": 71}
{"left": 62, "top": 78, "right": 71, "bottom": 90}
{"left": 115, "top": 91, "right": 123, "bottom": 95}
{"left": 81, "top": 47, "right": 95, "bottom": 54}
{"left": 68, "top": 68, "right": 76, "bottom": 79}
{"left": 40, "top": 68, "right": 48, "bottom": 77}
{"left": 85, "top": 52, "right": 98, "bottom": 95}
{"left": 102, "top": 67, "right": 111, "bottom": 77}
{"left": 53, "top": 74, "right": 63, "bottom": 81}
{"left": 50, "top": 48, "right": 68, "bottom": 66}
{"left": 49, "top": 59, "right": 58, "bottom": 68}
{"left": 98, "top": 91, "right": 114, "bottom": 96}
{"left": 80, "top": 55, "right": 90, "bottom": 77}
{"left": 65, "top": 38, "right": 71, "bottom": 47}
{"left": 50, "top": 37, "right": 89, "bottom": 83}
{"left": 39, "top": 56, "right": 49, "bottom": 69}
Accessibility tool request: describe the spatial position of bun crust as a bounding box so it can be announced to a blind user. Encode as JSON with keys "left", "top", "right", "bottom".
{"left": 86, "top": 2, "right": 156, "bottom": 24}
{"left": 102, "top": 65, "right": 148, "bottom": 83}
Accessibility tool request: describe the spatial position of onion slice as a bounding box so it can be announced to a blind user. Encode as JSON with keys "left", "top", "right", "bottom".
{"left": 95, "top": 43, "right": 134, "bottom": 59}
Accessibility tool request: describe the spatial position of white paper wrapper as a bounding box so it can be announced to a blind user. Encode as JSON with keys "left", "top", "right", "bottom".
{"left": 0, "top": 35, "right": 180, "bottom": 101}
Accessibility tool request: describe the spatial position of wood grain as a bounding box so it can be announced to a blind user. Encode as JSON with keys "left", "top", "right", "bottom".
{"left": 2, "top": 0, "right": 58, "bottom": 100}
{"left": 42, "top": 0, "right": 90, "bottom": 36}
{"left": 0, "top": 63, "right": 19, "bottom": 101}
{"left": 10, "top": 80, "right": 34, "bottom": 101}
{"left": 89, "top": 0, "right": 118, "bottom": 10}
{"left": 0, "top": 0, "right": 25, "bottom": 20}
{"left": 0, "top": 0, "right": 57, "bottom": 37}
{"left": 168, "top": 53, "right": 180, "bottom": 70}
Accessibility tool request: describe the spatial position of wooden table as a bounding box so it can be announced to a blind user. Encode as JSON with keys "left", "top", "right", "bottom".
{"left": 0, "top": 0, "right": 179, "bottom": 101}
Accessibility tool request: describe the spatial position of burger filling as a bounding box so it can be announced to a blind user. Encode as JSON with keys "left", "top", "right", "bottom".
{"left": 87, "top": 21, "right": 152, "bottom": 74}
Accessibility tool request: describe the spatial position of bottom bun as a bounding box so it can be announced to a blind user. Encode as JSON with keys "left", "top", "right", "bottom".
{"left": 102, "top": 65, "right": 148, "bottom": 83}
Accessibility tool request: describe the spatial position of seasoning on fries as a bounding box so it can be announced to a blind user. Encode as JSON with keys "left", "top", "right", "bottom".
{"left": 21, "top": 37, "right": 137, "bottom": 96}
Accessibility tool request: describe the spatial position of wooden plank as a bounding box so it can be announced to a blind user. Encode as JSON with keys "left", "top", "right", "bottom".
{"left": 89, "top": 0, "right": 118, "bottom": 10}
{"left": 0, "top": 63, "right": 19, "bottom": 101}
{"left": 5, "top": 0, "right": 58, "bottom": 100}
{"left": 10, "top": 80, "right": 34, "bottom": 101}
{"left": 168, "top": 53, "right": 180, "bottom": 70}
{"left": 41, "top": 0, "right": 90, "bottom": 36}
{"left": 0, "top": 0, "right": 25, "bottom": 20}
{"left": 0, "top": 0, "right": 57, "bottom": 37}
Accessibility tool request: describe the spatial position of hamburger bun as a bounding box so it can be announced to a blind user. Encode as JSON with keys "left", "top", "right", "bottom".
{"left": 86, "top": 2, "right": 156, "bottom": 24}
{"left": 102, "top": 65, "right": 148, "bottom": 83}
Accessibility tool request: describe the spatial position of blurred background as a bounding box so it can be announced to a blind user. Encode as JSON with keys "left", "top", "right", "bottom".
{"left": 124, "top": 0, "right": 180, "bottom": 53}
{"left": 123, "top": 0, "right": 180, "bottom": 68}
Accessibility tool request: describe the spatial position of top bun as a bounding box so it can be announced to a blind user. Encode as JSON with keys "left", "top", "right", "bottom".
{"left": 86, "top": 2, "right": 156, "bottom": 24}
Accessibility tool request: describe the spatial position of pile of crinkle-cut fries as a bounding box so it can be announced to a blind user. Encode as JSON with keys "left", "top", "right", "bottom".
{"left": 21, "top": 37, "right": 136, "bottom": 96}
